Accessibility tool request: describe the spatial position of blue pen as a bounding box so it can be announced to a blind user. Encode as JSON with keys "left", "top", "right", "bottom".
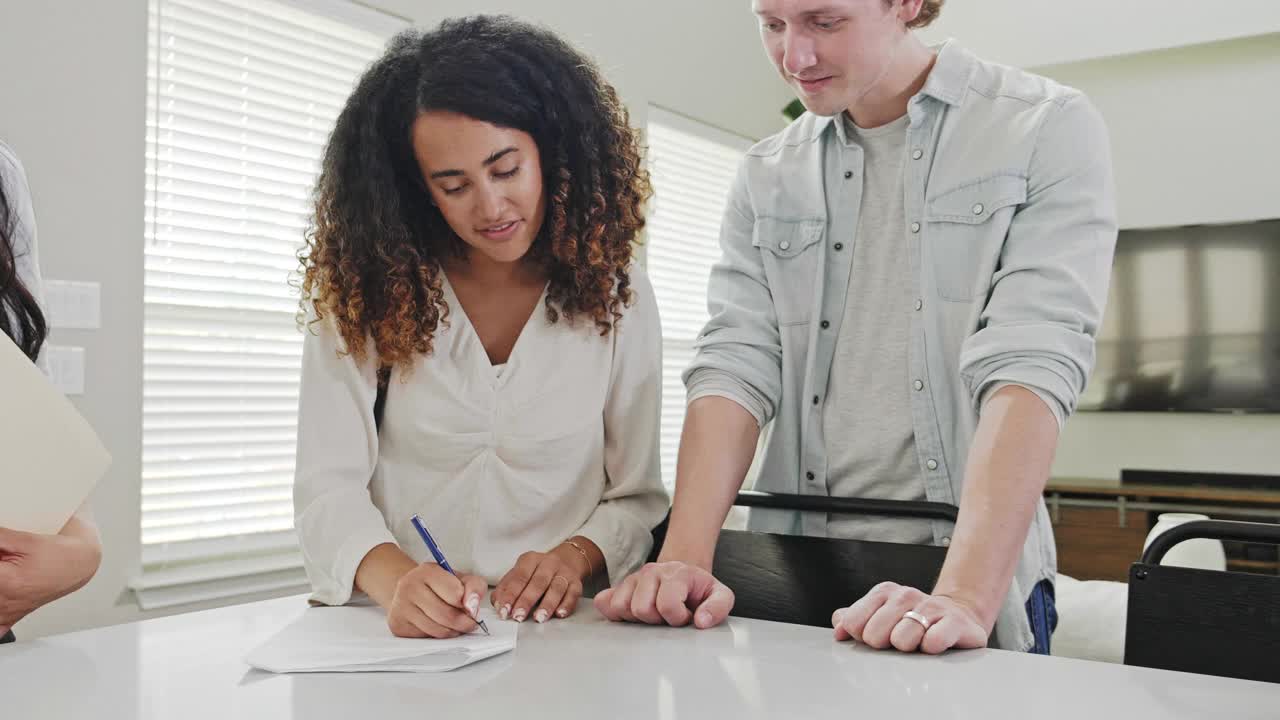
{"left": 410, "top": 514, "right": 491, "bottom": 636}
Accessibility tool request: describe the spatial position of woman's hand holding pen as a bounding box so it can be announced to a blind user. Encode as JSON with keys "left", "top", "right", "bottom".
{"left": 386, "top": 561, "right": 487, "bottom": 639}
{"left": 490, "top": 538, "right": 599, "bottom": 624}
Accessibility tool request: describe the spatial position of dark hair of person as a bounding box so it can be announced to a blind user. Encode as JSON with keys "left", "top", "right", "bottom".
{"left": 299, "top": 15, "right": 652, "bottom": 370}
{"left": 0, "top": 177, "right": 48, "bottom": 361}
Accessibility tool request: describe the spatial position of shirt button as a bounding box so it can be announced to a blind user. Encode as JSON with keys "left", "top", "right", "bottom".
{"left": 820, "top": 320, "right": 830, "bottom": 329}
{"left": 913, "top": 379, "right": 924, "bottom": 391}
{"left": 911, "top": 149, "right": 923, "bottom": 160}
{"left": 806, "top": 471, "right": 816, "bottom": 481}
{"left": 941, "top": 536, "right": 952, "bottom": 547}
{"left": 972, "top": 203, "right": 985, "bottom": 215}
{"left": 844, "top": 170, "right": 853, "bottom": 179}
{"left": 915, "top": 299, "right": 923, "bottom": 311}
{"left": 926, "top": 459, "right": 939, "bottom": 471}
{"left": 779, "top": 240, "right": 791, "bottom": 251}
{"left": 910, "top": 222, "right": 921, "bottom": 233}
{"left": 812, "top": 395, "right": 820, "bottom": 405}
{"left": 834, "top": 242, "right": 844, "bottom": 251}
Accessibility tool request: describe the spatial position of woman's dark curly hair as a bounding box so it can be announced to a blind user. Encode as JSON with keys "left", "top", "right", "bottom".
{"left": 299, "top": 15, "right": 652, "bottom": 370}
{"left": 0, "top": 168, "right": 48, "bottom": 362}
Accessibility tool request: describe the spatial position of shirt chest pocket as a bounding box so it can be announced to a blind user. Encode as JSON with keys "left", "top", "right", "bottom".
{"left": 752, "top": 216, "right": 825, "bottom": 325}
{"left": 924, "top": 175, "right": 1027, "bottom": 302}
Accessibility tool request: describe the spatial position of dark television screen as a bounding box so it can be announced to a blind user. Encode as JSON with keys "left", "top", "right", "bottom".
{"left": 1079, "top": 219, "right": 1280, "bottom": 413}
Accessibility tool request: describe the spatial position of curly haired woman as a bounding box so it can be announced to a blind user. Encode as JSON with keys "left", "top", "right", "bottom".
{"left": 293, "top": 16, "right": 668, "bottom": 639}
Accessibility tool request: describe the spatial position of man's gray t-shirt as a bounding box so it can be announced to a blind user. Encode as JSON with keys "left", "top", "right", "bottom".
{"left": 822, "top": 113, "right": 931, "bottom": 544}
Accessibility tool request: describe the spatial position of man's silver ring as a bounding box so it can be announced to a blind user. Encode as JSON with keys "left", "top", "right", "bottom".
{"left": 903, "top": 610, "right": 932, "bottom": 631}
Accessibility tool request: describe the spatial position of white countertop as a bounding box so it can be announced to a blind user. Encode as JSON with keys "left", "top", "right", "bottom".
{"left": 1, "top": 595, "right": 1276, "bottom": 719}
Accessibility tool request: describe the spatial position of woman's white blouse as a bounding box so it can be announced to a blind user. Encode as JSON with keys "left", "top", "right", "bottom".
{"left": 294, "top": 268, "right": 669, "bottom": 605}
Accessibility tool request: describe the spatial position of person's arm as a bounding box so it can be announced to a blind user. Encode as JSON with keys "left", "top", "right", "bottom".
{"left": 596, "top": 159, "right": 783, "bottom": 628}
{"left": 656, "top": 155, "right": 782, "bottom": 569}
{"left": 593, "top": 397, "right": 758, "bottom": 629}
{"left": 292, "top": 310, "right": 399, "bottom": 606}
{"left": 353, "top": 543, "right": 417, "bottom": 607}
{"left": 293, "top": 311, "right": 482, "bottom": 638}
{"left": 570, "top": 268, "right": 671, "bottom": 583}
{"left": 53, "top": 505, "right": 103, "bottom": 594}
{"left": 831, "top": 389, "right": 1060, "bottom": 653}
{"left": 0, "top": 504, "right": 102, "bottom": 635}
{"left": 834, "top": 92, "right": 1117, "bottom": 653}
{"left": 655, "top": 396, "right": 758, "bottom": 570}
{"left": 930, "top": 385, "right": 1058, "bottom": 629}
{"left": 942, "top": 92, "right": 1118, "bottom": 628}
{"left": 63, "top": 501, "right": 103, "bottom": 581}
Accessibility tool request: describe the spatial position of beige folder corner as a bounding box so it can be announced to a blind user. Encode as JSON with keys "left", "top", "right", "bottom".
{"left": 0, "top": 333, "right": 110, "bottom": 534}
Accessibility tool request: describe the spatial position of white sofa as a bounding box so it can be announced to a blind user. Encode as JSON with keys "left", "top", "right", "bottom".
{"left": 1051, "top": 573, "right": 1129, "bottom": 664}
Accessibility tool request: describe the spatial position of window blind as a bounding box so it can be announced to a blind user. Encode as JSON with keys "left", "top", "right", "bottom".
{"left": 138, "top": 0, "right": 402, "bottom": 609}
{"left": 644, "top": 107, "right": 754, "bottom": 490}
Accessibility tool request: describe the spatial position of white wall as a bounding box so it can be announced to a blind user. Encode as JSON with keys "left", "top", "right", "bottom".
{"left": 1037, "top": 33, "right": 1280, "bottom": 230}
{"left": 366, "top": 0, "right": 793, "bottom": 142}
{"left": 920, "top": 0, "right": 1280, "bottom": 69}
{"left": 0, "top": 0, "right": 791, "bottom": 638}
{"left": 0, "top": 2, "right": 150, "bottom": 640}
{"left": 1039, "top": 33, "right": 1280, "bottom": 481}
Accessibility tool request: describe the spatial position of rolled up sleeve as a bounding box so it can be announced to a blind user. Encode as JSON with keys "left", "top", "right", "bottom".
{"left": 682, "top": 160, "right": 783, "bottom": 427}
{"left": 960, "top": 93, "right": 1118, "bottom": 425}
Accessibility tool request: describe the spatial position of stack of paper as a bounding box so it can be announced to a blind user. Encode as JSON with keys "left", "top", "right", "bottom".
{"left": 0, "top": 333, "right": 109, "bottom": 534}
{"left": 246, "top": 603, "right": 516, "bottom": 673}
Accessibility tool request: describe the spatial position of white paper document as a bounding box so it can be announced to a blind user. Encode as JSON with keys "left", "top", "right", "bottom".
{"left": 0, "top": 332, "right": 110, "bottom": 534}
{"left": 246, "top": 603, "right": 516, "bottom": 673}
